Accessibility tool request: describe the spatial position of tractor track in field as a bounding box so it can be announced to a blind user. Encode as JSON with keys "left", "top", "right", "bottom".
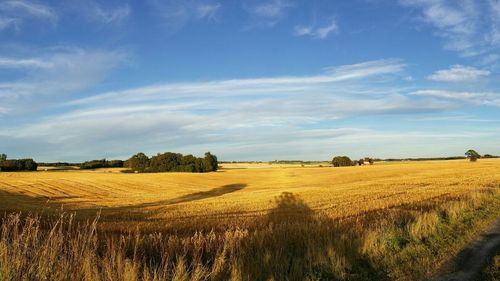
{"left": 435, "top": 218, "right": 500, "bottom": 281}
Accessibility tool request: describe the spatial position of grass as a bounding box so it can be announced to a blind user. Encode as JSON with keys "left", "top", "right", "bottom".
{"left": 0, "top": 159, "right": 499, "bottom": 280}
{"left": 479, "top": 255, "right": 500, "bottom": 281}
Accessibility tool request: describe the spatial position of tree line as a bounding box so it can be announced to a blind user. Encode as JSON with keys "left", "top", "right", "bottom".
{"left": 124, "top": 152, "right": 218, "bottom": 173}
{"left": 79, "top": 159, "right": 124, "bottom": 170}
{"left": 0, "top": 154, "right": 38, "bottom": 172}
{"left": 331, "top": 149, "right": 489, "bottom": 167}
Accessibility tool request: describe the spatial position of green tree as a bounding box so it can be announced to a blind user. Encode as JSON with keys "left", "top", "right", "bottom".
{"left": 465, "top": 149, "right": 480, "bottom": 162}
{"left": 0, "top": 154, "right": 6, "bottom": 162}
{"left": 332, "top": 156, "right": 353, "bottom": 167}
{"left": 124, "top": 153, "right": 150, "bottom": 171}
{"left": 203, "top": 152, "right": 218, "bottom": 172}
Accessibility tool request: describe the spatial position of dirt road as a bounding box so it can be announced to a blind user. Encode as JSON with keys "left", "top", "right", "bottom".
{"left": 436, "top": 219, "right": 500, "bottom": 281}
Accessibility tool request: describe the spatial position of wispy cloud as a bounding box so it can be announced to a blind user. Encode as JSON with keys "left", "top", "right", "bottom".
{"left": 411, "top": 89, "right": 500, "bottom": 106}
{"left": 399, "top": 0, "right": 500, "bottom": 58}
{"left": 487, "top": 0, "right": 500, "bottom": 50}
{"left": 245, "top": 0, "right": 293, "bottom": 28}
{"left": 427, "top": 65, "right": 491, "bottom": 81}
{"left": 0, "top": 57, "right": 53, "bottom": 69}
{"left": 5, "top": 56, "right": 498, "bottom": 161}
{"left": 195, "top": 3, "right": 221, "bottom": 20}
{"left": 295, "top": 19, "right": 339, "bottom": 39}
{"left": 0, "top": 0, "right": 57, "bottom": 30}
{"left": 84, "top": 2, "right": 131, "bottom": 24}
{"left": 149, "top": 0, "right": 221, "bottom": 31}
{"left": 0, "top": 0, "right": 57, "bottom": 20}
{"left": 0, "top": 48, "right": 127, "bottom": 115}
{"left": 70, "top": 59, "right": 406, "bottom": 105}
{"left": 1, "top": 58, "right": 472, "bottom": 161}
{"left": 0, "top": 17, "right": 17, "bottom": 30}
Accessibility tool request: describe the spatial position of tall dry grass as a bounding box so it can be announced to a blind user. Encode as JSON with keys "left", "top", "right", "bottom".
{"left": 0, "top": 189, "right": 498, "bottom": 281}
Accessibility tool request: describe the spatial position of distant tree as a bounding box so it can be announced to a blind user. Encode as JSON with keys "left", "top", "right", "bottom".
{"left": 332, "top": 156, "right": 353, "bottom": 167}
{"left": 123, "top": 151, "right": 218, "bottom": 173}
{"left": 149, "top": 152, "right": 182, "bottom": 172}
{"left": 0, "top": 159, "right": 37, "bottom": 172}
{"left": 358, "top": 159, "right": 365, "bottom": 166}
{"left": 80, "top": 159, "right": 124, "bottom": 169}
{"left": 465, "top": 149, "right": 480, "bottom": 162}
{"left": 203, "top": 152, "right": 218, "bottom": 172}
{"left": 124, "top": 153, "right": 150, "bottom": 171}
{"left": 0, "top": 154, "right": 6, "bottom": 162}
{"left": 367, "top": 158, "right": 374, "bottom": 165}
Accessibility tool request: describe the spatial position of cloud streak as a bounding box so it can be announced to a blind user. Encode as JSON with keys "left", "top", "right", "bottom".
{"left": 411, "top": 89, "right": 500, "bottom": 106}
{"left": 427, "top": 65, "right": 491, "bottom": 81}
{"left": 0, "top": 48, "right": 127, "bottom": 115}
{"left": 149, "top": 0, "right": 221, "bottom": 31}
{"left": 84, "top": 2, "right": 131, "bottom": 24}
{"left": 0, "top": 57, "right": 53, "bottom": 69}
{"left": 245, "top": 0, "right": 293, "bottom": 28}
{"left": 0, "top": 0, "right": 57, "bottom": 30}
{"left": 295, "top": 20, "right": 339, "bottom": 39}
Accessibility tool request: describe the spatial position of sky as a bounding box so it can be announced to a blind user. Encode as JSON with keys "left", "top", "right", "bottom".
{"left": 0, "top": 0, "right": 499, "bottom": 162}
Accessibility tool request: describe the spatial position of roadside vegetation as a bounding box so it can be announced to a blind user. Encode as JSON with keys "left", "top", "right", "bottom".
{"left": 479, "top": 255, "right": 500, "bottom": 281}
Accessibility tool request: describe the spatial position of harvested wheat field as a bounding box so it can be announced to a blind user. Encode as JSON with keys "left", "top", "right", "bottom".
{"left": 0, "top": 159, "right": 499, "bottom": 280}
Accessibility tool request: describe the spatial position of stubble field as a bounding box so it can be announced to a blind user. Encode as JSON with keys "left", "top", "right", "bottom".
{"left": 0, "top": 159, "right": 499, "bottom": 280}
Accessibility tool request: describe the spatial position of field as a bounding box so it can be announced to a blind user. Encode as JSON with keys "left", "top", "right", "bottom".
{"left": 1, "top": 159, "right": 499, "bottom": 280}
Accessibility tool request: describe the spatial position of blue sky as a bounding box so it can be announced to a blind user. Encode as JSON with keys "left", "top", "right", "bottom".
{"left": 1, "top": 0, "right": 499, "bottom": 161}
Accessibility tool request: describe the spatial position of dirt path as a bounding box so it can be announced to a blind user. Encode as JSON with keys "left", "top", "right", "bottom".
{"left": 435, "top": 219, "right": 500, "bottom": 281}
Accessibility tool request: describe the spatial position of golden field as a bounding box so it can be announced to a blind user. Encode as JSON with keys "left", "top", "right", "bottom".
{"left": 0, "top": 159, "right": 499, "bottom": 280}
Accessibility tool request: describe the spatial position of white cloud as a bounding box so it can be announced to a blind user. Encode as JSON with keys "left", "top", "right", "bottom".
{"left": 0, "top": 0, "right": 57, "bottom": 20}
{"left": 70, "top": 59, "right": 406, "bottom": 106}
{"left": 480, "top": 53, "right": 500, "bottom": 65}
{"left": 0, "top": 48, "right": 127, "bottom": 115}
{"left": 0, "top": 17, "right": 17, "bottom": 30}
{"left": 0, "top": 0, "right": 57, "bottom": 30}
{"left": 488, "top": 0, "right": 500, "bottom": 46}
{"left": 399, "top": 0, "right": 500, "bottom": 57}
{"left": 0, "top": 57, "right": 53, "bottom": 68}
{"left": 245, "top": 0, "right": 292, "bottom": 28}
{"left": 195, "top": 3, "right": 221, "bottom": 20}
{"left": 295, "top": 20, "right": 338, "bottom": 39}
{"left": 427, "top": 65, "right": 490, "bottom": 81}
{"left": 150, "top": 0, "right": 221, "bottom": 30}
{"left": 252, "top": 0, "right": 290, "bottom": 17}
{"left": 86, "top": 3, "right": 131, "bottom": 24}
{"left": 411, "top": 89, "right": 500, "bottom": 106}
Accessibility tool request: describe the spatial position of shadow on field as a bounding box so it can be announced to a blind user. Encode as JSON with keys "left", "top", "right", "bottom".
{"left": 234, "top": 192, "right": 389, "bottom": 281}
{"left": 161, "top": 183, "right": 246, "bottom": 206}
{"left": 0, "top": 188, "right": 391, "bottom": 279}
{"left": 0, "top": 184, "right": 248, "bottom": 223}
{"left": 0, "top": 190, "right": 65, "bottom": 213}
{"left": 120, "top": 183, "right": 247, "bottom": 210}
